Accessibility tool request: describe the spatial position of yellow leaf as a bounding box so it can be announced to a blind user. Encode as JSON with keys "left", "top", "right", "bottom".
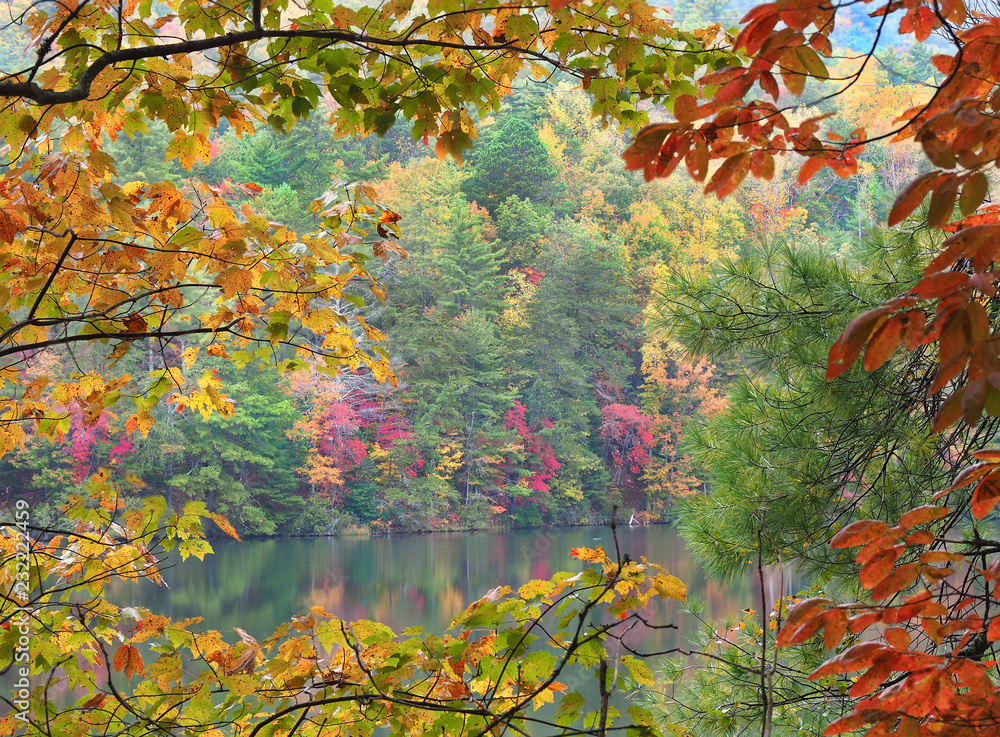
{"left": 210, "top": 513, "right": 242, "bottom": 541}
{"left": 122, "top": 180, "right": 147, "bottom": 197}
{"left": 518, "top": 580, "right": 555, "bottom": 600}
{"left": 532, "top": 685, "right": 555, "bottom": 710}
{"left": 182, "top": 346, "right": 200, "bottom": 369}
{"left": 651, "top": 573, "right": 687, "bottom": 602}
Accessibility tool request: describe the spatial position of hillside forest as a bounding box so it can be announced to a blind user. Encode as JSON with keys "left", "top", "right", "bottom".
{"left": 0, "top": 15, "right": 941, "bottom": 537}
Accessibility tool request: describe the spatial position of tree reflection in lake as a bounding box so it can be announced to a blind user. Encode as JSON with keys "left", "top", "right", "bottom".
{"left": 109, "top": 526, "right": 761, "bottom": 660}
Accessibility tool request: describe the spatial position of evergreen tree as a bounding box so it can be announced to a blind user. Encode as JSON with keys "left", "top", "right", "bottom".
{"left": 169, "top": 363, "right": 304, "bottom": 536}
{"left": 509, "top": 220, "right": 639, "bottom": 518}
{"left": 462, "top": 116, "right": 557, "bottom": 213}
{"left": 104, "top": 120, "right": 181, "bottom": 183}
{"left": 379, "top": 160, "right": 467, "bottom": 317}
{"left": 436, "top": 201, "right": 506, "bottom": 317}
{"left": 651, "top": 230, "right": 989, "bottom": 583}
{"left": 393, "top": 309, "right": 516, "bottom": 518}
{"left": 495, "top": 195, "right": 550, "bottom": 268}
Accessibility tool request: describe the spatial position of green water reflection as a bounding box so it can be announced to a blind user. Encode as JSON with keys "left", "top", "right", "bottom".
{"left": 110, "top": 526, "right": 759, "bottom": 656}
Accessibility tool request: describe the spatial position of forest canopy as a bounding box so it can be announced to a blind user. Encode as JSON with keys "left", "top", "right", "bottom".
{"left": 8, "top": 0, "right": 1000, "bottom": 731}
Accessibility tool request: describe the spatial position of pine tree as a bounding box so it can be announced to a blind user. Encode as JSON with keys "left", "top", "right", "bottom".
{"left": 508, "top": 220, "right": 639, "bottom": 516}
{"left": 462, "top": 116, "right": 557, "bottom": 213}
{"left": 397, "top": 309, "right": 516, "bottom": 515}
{"left": 495, "top": 195, "right": 551, "bottom": 268}
{"left": 650, "top": 231, "right": 988, "bottom": 582}
{"left": 437, "top": 201, "right": 506, "bottom": 318}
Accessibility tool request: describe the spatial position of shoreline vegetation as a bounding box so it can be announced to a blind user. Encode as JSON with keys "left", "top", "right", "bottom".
{"left": 224, "top": 514, "right": 667, "bottom": 540}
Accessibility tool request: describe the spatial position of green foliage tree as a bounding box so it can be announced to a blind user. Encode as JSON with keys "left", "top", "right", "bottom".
{"left": 402, "top": 309, "right": 516, "bottom": 516}
{"left": 509, "top": 220, "right": 639, "bottom": 518}
{"left": 104, "top": 120, "right": 182, "bottom": 183}
{"left": 436, "top": 202, "right": 506, "bottom": 318}
{"left": 462, "top": 117, "right": 557, "bottom": 213}
{"left": 494, "top": 195, "right": 551, "bottom": 269}
{"left": 649, "top": 232, "right": 980, "bottom": 583}
{"left": 168, "top": 363, "right": 304, "bottom": 536}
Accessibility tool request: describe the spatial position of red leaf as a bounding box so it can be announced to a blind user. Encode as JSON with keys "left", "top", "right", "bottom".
{"left": 760, "top": 70, "right": 780, "bottom": 101}
{"left": 859, "top": 547, "right": 900, "bottom": 590}
{"left": 735, "top": 14, "right": 779, "bottom": 56}
{"left": 910, "top": 271, "right": 970, "bottom": 299}
{"left": 622, "top": 124, "right": 673, "bottom": 179}
{"left": 971, "top": 472, "right": 1000, "bottom": 518}
{"left": 888, "top": 172, "right": 939, "bottom": 227}
{"left": 863, "top": 315, "right": 902, "bottom": 371}
{"left": 830, "top": 520, "right": 889, "bottom": 549}
{"left": 897, "top": 505, "right": 950, "bottom": 529}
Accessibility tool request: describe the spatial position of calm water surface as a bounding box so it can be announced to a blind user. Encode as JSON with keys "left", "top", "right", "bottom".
{"left": 112, "top": 525, "right": 762, "bottom": 656}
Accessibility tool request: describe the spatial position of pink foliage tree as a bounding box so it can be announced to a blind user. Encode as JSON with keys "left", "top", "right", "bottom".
{"left": 599, "top": 404, "right": 654, "bottom": 486}
{"left": 503, "top": 401, "right": 560, "bottom": 503}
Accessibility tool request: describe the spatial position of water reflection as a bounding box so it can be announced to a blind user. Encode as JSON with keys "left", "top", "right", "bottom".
{"left": 110, "top": 526, "right": 762, "bottom": 656}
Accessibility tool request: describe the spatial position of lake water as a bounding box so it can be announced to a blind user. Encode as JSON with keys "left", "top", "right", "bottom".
{"left": 111, "top": 525, "right": 763, "bottom": 657}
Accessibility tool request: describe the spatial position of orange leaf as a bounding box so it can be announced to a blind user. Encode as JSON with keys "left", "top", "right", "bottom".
{"left": 700, "top": 67, "right": 746, "bottom": 86}
{"left": 822, "top": 608, "right": 848, "bottom": 650}
{"left": 705, "top": 152, "right": 750, "bottom": 198}
{"left": 884, "top": 627, "right": 910, "bottom": 650}
{"left": 897, "top": 505, "right": 950, "bottom": 529}
{"left": 211, "top": 513, "right": 242, "bottom": 541}
{"left": 962, "top": 378, "right": 988, "bottom": 425}
{"left": 859, "top": 547, "right": 900, "bottom": 590}
{"left": 672, "top": 94, "right": 698, "bottom": 124}
{"left": 871, "top": 562, "right": 919, "bottom": 600}
{"left": 827, "top": 307, "right": 893, "bottom": 379}
{"left": 830, "top": 520, "right": 889, "bottom": 549}
{"left": 797, "top": 155, "right": 827, "bottom": 185}
{"left": 905, "top": 530, "right": 935, "bottom": 545}
{"left": 931, "top": 388, "right": 965, "bottom": 433}
{"left": 863, "top": 315, "right": 902, "bottom": 371}
{"left": 971, "top": 472, "right": 1000, "bottom": 518}
{"left": 927, "top": 175, "right": 959, "bottom": 229}
{"left": 113, "top": 644, "right": 129, "bottom": 672}
{"left": 888, "top": 172, "right": 939, "bottom": 227}
{"left": 925, "top": 225, "right": 1000, "bottom": 273}
{"left": 775, "top": 597, "right": 833, "bottom": 646}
